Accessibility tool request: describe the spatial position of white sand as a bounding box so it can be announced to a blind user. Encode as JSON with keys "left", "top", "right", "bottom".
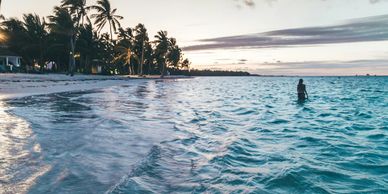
{"left": 0, "top": 73, "right": 137, "bottom": 100}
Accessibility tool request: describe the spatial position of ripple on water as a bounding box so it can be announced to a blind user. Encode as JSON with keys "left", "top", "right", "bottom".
{"left": 268, "top": 119, "right": 290, "bottom": 125}
{"left": 2, "top": 76, "right": 388, "bottom": 193}
{"left": 350, "top": 123, "right": 376, "bottom": 131}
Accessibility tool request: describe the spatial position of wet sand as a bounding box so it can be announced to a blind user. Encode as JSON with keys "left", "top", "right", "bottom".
{"left": 0, "top": 73, "right": 191, "bottom": 99}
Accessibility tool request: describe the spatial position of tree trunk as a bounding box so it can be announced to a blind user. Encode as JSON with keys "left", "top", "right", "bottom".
{"left": 69, "top": 37, "right": 75, "bottom": 76}
{"left": 161, "top": 61, "right": 166, "bottom": 78}
{"left": 140, "top": 39, "right": 145, "bottom": 75}
{"left": 109, "top": 20, "right": 113, "bottom": 41}
{"left": 86, "top": 55, "right": 90, "bottom": 74}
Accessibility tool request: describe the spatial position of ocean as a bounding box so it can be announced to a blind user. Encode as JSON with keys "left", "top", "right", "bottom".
{"left": 1, "top": 76, "right": 387, "bottom": 193}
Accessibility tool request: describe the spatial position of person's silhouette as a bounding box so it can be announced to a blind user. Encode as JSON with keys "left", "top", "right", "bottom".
{"left": 297, "top": 79, "right": 308, "bottom": 101}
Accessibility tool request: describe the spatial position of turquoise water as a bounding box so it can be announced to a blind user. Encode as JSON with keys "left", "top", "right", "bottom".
{"left": 1, "top": 77, "right": 387, "bottom": 193}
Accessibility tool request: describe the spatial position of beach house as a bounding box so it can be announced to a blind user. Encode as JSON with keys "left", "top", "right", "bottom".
{"left": 0, "top": 47, "right": 22, "bottom": 72}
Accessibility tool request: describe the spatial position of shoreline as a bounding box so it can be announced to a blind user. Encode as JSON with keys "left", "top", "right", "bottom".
{"left": 1, "top": 73, "right": 386, "bottom": 100}
{"left": 0, "top": 73, "right": 191, "bottom": 100}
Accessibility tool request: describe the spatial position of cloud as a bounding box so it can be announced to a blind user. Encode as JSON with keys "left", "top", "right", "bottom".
{"left": 369, "top": 0, "right": 388, "bottom": 3}
{"left": 200, "top": 59, "right": 388, "bottom": 75}
{"left": 236, "top": 0, "right": 388, "bottom": 7}
{"left": 251, "top": 59, "right": 388, "bottom": 75}
{"left": 321, "top": 0, "right": 388, "bottom": 3}
{"left": 264, "top": 59, "right": 388, "bottom": 69}
{"left": 234, "top": 0, "right": 277, "bottom": 8}
{"left": 183, "top": 14, "right": 388, "bottom": 51}
{"left": 232, "top": 0, "right": 388, "bottom": 10}
{"left": 244, "top": 0, "right": 255, "bottom": 7}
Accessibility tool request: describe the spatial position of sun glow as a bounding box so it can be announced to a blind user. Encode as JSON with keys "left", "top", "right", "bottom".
{"left": 0, "top": 31, "right": 8, "bottom": 43}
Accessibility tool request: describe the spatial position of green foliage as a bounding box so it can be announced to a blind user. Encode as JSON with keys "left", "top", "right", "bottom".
{"left": 0, "top": 0, "right": 190, "bottom": 75}
{"left": 167, "top": 38, "right": 182, "bottom": 69}
{"left": 154, "top": 31, "right": 169, "bottom": 76}
{"left": 61, "top": 0, "right": 91, "bottom": 26}
{"left": 90, "top": 0, "right": 123, "bottom": 41}
{"left": 2, "top": 14, "right": 49, "bottom": 70}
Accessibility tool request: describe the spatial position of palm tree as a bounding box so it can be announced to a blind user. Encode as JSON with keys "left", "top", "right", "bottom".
{"left": 77, "top": 24, "right": 100, "bottom": 73}
{"left": 2, "top": 18, "right": 25, "bottom": 36}
{"left": 22, "top": 14, "right": 49, "bottom": 69}
{"left": 61, "top": 0, "right": 91, "bottom": 26}
{"left": 181, "top": 58, "right": 191, "bottom": 70}
{"left": 48, "top": 6, "right": 77, "bottom": 76}
{"left": 133, "top": 23, "right": 149, "bottom": 75}
{"left": 114, "top": 43, "right": 135, "bottom": 75}
{"left": 117, "top": 27, "right": 132, "bottom": 41}
{"left": 2, "top": 15, "right": 49, "bottom": 71}
{"left": 143, "top": 43, "right": 154, "bottom": 74}
{"left": 2, "top": 18, "right": 27, "bottom": 70}
{"left": 166, "top": 37, "right": 182, "bottom": 70}
{"left": 97, "top": 32, "right": 115, "bottom": 74}
{"left": 154, "top": 30, "right": 169, "bottom": 77}
{"left": 115, "top": 27, "right": 135, "bottom": 74}
{"left": 91, "top": 0, "right": 123, "bottom": 41}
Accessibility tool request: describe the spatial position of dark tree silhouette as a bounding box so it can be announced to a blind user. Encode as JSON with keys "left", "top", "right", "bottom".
{"left": 154, "top": 31, "right": 169, "bottom": 77}
{"left": 48, "top": 7, "right": 78, "bottom": 76}
{"left": 91, "top": 0, "right": 123, "bottom": 41}
{"left": 0, "top": 1, "right": 204, "bottom": 76}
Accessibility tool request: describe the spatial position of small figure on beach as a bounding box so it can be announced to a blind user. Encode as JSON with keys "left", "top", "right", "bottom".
{"left": 297, "top": 79, "right": 308, "bottom": 101}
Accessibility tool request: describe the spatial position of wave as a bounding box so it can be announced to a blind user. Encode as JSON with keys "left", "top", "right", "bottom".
{"left": 106, "top": 145, "right": 162, "bottom": 194}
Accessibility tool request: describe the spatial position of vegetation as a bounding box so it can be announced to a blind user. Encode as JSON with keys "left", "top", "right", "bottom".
{"left": 0, "top": 0, "right": 191, "bottom": 76}
{"left": 171, "top": 69, "right": 251, "bottom": 76}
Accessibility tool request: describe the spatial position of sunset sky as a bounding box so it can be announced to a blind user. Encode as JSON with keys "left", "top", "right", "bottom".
{"left": 2, "top": 0, "right": 388, "bottom": 75}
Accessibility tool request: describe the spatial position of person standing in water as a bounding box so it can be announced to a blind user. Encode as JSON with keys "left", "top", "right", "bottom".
{"left": 297, "top": 79, "right": 308, "bottom": 101}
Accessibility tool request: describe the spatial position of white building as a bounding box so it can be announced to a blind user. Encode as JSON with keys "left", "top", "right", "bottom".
{"left": 0, "top": 47, "right": 22, "bottom": 72}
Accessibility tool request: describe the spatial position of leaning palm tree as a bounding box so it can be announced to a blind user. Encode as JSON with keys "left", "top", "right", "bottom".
{"left": 91, "top": 0, "right": 123, "bottom": 41}
{"left": 154, "top": 30, "right": 169, "bottom": 77}
{"left": 113, "top": 43, "right": 136, "bottom": 75}
{"left": 48, "top": 6, "right": 78, "bottom": 76}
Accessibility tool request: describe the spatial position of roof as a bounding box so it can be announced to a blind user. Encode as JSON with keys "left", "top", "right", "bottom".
{"left": 0, "top": 45, "right": 21, "bottom": 57}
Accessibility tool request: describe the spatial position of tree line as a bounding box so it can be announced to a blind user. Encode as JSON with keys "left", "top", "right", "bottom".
{"left": 0, "top": 0, "right": 191, "bottom": 76}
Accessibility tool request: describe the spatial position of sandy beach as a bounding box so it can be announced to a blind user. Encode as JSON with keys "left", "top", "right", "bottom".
{"left": 0, "top": 73, "right": 191, "bottom": 100}
{"left": 0, "top": 74, "right": 132, "bottom": 100}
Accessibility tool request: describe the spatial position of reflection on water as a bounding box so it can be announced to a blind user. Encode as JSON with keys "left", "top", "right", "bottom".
{"left": 0, "top": 102, "right": 51, "bottom": 194}
{"left": 1, "top": 77, "right": 388, "bottom": 193}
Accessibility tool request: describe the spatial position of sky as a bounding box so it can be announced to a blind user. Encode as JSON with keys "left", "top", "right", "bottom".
{"left": 2, "top": 0, "right": 388, "bottom": 75}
